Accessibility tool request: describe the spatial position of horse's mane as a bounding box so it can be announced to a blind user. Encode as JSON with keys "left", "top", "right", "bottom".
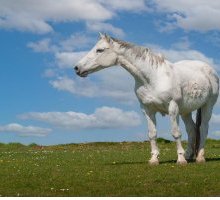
{"left": 110, "top": 37, "right": 165, "bottom": 66}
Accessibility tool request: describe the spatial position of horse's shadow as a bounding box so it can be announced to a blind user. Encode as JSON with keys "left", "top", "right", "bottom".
{"left": 106, "top": 157, "right": 220, "bottom": 166}
{"left": 159, "top": 158, "right": 220, "bottom": 164}
{"left": 206, "top": 157, "right": 220, "bottom": 162}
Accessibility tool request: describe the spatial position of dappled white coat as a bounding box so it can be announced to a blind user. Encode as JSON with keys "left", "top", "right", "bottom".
{"left": 75, "top": 33, "right": 219, "bottom": 165}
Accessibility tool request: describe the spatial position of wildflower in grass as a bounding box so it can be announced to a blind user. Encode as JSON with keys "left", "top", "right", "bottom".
{"left": 60, "top": 188, "right": 69, "bottom": 191}
{"left": 87, "top": 170, "right": 93, "bottom": 175}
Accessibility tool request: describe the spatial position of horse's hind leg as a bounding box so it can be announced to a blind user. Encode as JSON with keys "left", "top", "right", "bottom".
{"left": 169, "top": 100, "right": 187, "bottom": 165}
{"left": 196, "top": 102, "right": 213, "bottom": 163}
{"left": 181, "top": 113, "right": 196, "bottom": 160}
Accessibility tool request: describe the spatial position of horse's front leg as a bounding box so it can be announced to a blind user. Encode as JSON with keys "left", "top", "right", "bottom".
{"left": 169, "top": 100, "right": 187, "bottom": 165}
{"left": 142, "top": 107, "right": 159, "bottom": 165}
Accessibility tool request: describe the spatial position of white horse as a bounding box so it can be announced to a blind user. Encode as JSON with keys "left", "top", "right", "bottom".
{"left": 75, "top": 33, "right": 219, "bottom": 165}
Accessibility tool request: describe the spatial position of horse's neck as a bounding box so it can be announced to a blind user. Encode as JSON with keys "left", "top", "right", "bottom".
{"left": 117, "top": 52, "right": 156, "bottom": 85}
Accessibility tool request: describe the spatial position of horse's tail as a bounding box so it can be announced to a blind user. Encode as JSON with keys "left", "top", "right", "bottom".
{"left": 195, "top": 108, "right": 202, "bottom": 156}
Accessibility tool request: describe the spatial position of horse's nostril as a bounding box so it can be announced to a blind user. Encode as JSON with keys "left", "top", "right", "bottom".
{"left": 74, "top": 66, "right": 79, "bottom": 71}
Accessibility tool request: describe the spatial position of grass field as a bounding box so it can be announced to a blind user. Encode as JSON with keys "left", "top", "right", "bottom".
{"left": 0, "top": 139, "right": 220, "bottom": 197}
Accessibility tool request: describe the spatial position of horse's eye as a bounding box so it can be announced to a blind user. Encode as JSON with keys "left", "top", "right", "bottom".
{"left": 96, "top": 48, "right": 105, "bottom": 53}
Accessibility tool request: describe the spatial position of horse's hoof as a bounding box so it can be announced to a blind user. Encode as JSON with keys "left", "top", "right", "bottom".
{"left": 149, "top": 158, "right": 159, "bottom": 166}
{"left": 196, "top": 157, "right": 206, "bottom": 163}
{"left": 177, "top": 159, "right": 187, "bottom": 165}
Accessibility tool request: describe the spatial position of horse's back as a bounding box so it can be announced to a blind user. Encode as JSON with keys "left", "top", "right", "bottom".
{"left": 174, "top": 60, "right": 218, "bottom": 95}
{"left": 174, "top": 60, "right": 215, "bottom": 77}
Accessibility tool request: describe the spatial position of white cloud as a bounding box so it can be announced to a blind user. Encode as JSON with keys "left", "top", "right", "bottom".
{"left": 0, "top": 0, "right": 147, "bottom": 34}
{"left": 50, "top": 76, "right": 99, "bottom": 97}
{"left": 100, "top": 0, "right": 148, "bottom": 11}
{"left": 0, "top": 14, "right": 53, "bottom": 34}
{"left": 86, "top": 22, "right": 125, "bottom": 37}
{"left": 0, "top": 0, "right": 112, "bottom": 33}
{"left": 50, "top": 67, "right": 137, "bottom": 104}
{"left": 153, "top": 0, "right": 220, "bottom": 32}
{"left": 19, "top": 106, "right": 141, "bottom": 130}
{"left": 55, "top": 51, "right": 88, "bottom": 68}
{"left": 27, "top": 38, "right": 58, "bottom": 53}
{"left": 27, "top": 34, "right": 94, "bottom": 72}
{"left": 59, "top": 34, "right": 94, "bottom": 52}
{"left": 147, "top": 43, "right": 216, "bottom": 67}
{"left": 28, "top": 33, "right": 94, "bottom": 53}
{"left": 171, "top": 37, "right": 191, "bottom": 50}
{"left": 5, "top": 0, "right": 219, "bottom": 34}
{"left": 43, "top": 69, "right": 57, "bottom": 78}
{"left": 210, "top": 114, "right": 220, "bottom": 124}
{"left": 165, "top": 49, "right": 214, "bottom": 65}
{"left": 0, "top": 123, "right": 51, "bottom": 137}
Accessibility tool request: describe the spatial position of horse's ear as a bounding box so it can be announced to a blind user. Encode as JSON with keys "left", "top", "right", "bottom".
{"left": 104, "top": 34, "right": 113, "bottom": 44}
{"left": 99, "top": 32, "right": 113, "bottom": 44}
{"left": 99, "top": 32, "right": 105, "bottom": 39}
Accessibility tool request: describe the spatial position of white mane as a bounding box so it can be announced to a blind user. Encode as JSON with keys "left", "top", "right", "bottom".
{"left": 111, "top": 37, "right": 165, "bottom": 67}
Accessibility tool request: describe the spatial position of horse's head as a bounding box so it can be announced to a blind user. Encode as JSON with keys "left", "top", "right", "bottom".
{"left": 74, "top": 33, "right": 118, "bottom": 77}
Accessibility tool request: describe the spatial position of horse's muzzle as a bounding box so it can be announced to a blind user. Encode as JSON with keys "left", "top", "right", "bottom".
{"left": 74, "top": 66, "right": 88, "bottom": 77}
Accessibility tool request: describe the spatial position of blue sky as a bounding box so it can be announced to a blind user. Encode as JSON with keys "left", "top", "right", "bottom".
{"left": 1, "top": 0, "right": 220, "bottom": 145}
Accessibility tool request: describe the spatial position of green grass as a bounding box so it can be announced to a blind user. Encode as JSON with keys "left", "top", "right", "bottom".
{"left": 0, "top": 139, "right": 220, "bottom": 197}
